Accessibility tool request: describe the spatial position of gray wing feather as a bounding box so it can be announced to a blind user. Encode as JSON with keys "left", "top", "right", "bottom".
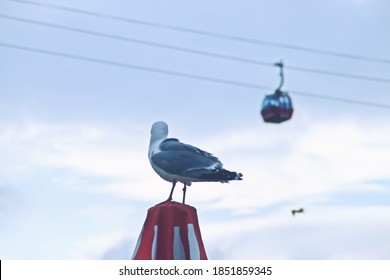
{"left": 160, "top": 138, "right": 219, "bottom": 161}
{"left": 152, "top": 138, "right": 222, "bottom": 175}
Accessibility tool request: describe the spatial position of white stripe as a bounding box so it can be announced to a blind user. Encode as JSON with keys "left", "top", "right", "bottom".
{"left": 173, "top": 226, "right": 185, "bottom": 259}
{"left": 151, "top": 225, "right": 158, "bottom": 260}
{"left": 188, "top": 224, "right": 200, "bottom": 259}
{"left": 131, "top": 226, "right": 144, "bottom": 259}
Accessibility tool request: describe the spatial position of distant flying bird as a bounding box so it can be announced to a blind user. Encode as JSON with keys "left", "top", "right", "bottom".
{"left": 148, "top": 121, "right": 243, "bottom": 204}
{"left": 292, "top": 208, "right": 304, "bottom": 216}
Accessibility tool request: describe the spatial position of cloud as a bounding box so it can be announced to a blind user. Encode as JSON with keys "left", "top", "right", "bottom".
{"left": 66, "top": 232, "right": 133, "bottom": 259}
{"left": 1, "top": 118, "right": 389, "bottom": 259}
{"left": 101, "top": 238, "right": 134, "bottom": 260}
{"left": 0, "top": 120, "right": 149, "bottom": 181}
{"left": 1, "top": 117, "right": 389, "bottom": 209}
{"left": 0, "top": 185, "right": 21, "bottom": 223}
{"left": 179, "top": 118, "right": 390, "bottom": 215}
{"left": 202, "top": 205, "right": 390, "bottom": 259}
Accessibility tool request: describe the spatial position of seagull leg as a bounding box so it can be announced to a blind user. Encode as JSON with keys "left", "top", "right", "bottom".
{"left": 166, "top": 181, "right": 176, "bottom": 202}
{"left": 182, "top": 183, "right": 187, "bottom": 204}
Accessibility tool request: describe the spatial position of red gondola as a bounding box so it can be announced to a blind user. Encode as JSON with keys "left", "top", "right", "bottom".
{"left": 260, "top": 61, "right": 294, "bottom": 123}
{"left": 261, "top": 89, "right": 293, "bottom": 123}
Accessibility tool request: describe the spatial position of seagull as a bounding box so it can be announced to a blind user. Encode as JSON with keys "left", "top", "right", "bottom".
{"left": 148, "top": 121, "right": 243, "bottom": 204}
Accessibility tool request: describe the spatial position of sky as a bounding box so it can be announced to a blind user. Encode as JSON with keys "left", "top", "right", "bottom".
{"left": 0, "top": 0, "right": 390, "bottom": 259}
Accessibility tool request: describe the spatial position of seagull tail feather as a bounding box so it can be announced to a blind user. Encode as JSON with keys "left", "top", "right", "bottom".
{"left": 197, "top": 169, "right": 243, "bottom": 182}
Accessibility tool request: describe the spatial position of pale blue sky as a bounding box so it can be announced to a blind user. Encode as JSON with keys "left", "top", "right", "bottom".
{"left": 0, "top": 0, "right": 390, "bottom": 259}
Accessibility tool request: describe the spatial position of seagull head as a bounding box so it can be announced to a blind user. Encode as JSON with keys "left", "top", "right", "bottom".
{"left": 150, "top": 121, "right": 169, "bottom": 142}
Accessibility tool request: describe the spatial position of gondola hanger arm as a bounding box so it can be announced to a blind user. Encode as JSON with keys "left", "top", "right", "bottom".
{"left": 274, "top": 61, "right": 284, "bottom": 92}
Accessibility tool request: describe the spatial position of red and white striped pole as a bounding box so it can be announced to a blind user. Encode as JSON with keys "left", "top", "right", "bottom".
{"left": 132, "top": 201, "right": 208, "bottom": 260}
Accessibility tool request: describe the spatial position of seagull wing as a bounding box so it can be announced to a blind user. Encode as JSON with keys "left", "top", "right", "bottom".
{"left": 151, "top": 138, "right": 222, "bottom": 177}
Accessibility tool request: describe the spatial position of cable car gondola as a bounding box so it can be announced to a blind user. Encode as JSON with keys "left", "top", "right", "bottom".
{"left": 260, "top": 62, "right": 294, "bottom": 123}
{"left": 261, "top": 89, "right": 293, "bottom": 123}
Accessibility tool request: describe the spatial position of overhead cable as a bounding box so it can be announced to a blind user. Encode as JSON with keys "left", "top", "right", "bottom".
{"left": 1, "top": 14, "right": 390, "bottom": 84}
{"left": 8, "top": 0, "right": 390, "bottom": 65}
{"left": 1, "top": 41, "right": 390, "bottom": 110}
